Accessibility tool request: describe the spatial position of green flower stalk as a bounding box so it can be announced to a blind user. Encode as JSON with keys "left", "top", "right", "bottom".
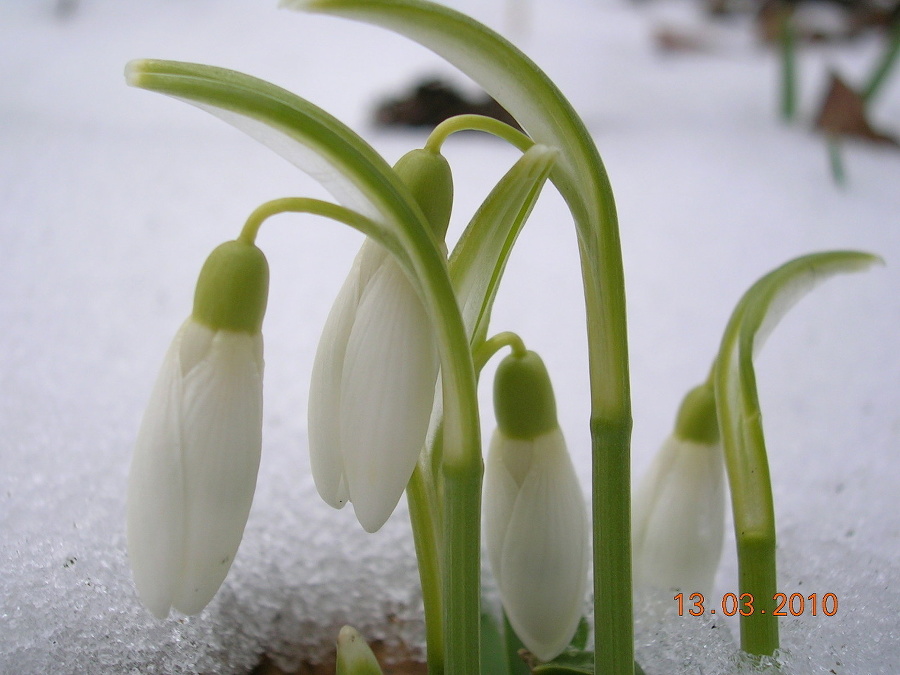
{"left": 777, "top": 2, "right": 798, "bottom": 122}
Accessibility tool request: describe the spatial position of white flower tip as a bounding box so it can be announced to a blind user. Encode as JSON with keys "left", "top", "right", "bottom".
{"left": 336, "top": 625, "right": 383, "bottom": 675}
{"left": 353, "top": 498, "right": 395, "bottom": 534}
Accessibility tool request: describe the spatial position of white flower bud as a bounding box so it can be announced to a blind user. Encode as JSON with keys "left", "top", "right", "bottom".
{"left": 632, "top": 384, "right": 724, "bottom": 596}
{"left": 127, "top": 241, "right": 267, "bottom": 618}
{"left": 484, "top": 350, "right": 588, "bottom": 662}
{"left": 308, "top": 239, "right": 439, "bottom": 533}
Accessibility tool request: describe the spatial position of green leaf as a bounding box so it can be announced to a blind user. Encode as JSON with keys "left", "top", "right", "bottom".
{"left": 715, "top": 250, "right": 882, "bottom": 538}
{"left": 714, "top": 250, "right": 881, "bottom": 654}
{"left": 284, "top": 0, "right": 627, "bottom": 414}
{"left": 570, "top": 617, "right": 590, "bottom": 652}
{"left": 480, "top": 610, "right": 511, "bottom": 675}
{"left": 126, "top": 59, "right": 426, "bottom": 240}
{"left": 449, "top": 144, "right": 557, "bottom": 347}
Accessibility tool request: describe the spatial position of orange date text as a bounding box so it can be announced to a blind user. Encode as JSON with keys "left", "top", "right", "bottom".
{"left": 674, "top": 592, "right": 838, "bottom": 617}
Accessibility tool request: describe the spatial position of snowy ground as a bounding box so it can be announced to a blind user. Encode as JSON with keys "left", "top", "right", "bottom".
{"left": 1, "top": 0, "right": 898, "bottom": 673}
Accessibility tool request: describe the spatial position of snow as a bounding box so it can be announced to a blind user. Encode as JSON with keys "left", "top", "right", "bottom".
{"left": 1, "top": 0, "right": 898, "bottom": 673}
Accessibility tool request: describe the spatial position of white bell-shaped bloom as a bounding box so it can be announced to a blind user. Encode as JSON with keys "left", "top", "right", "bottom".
{"left": 484, "top": 350, "right": 589, "bottom": 662}
{"left": 127, "top": 239, "right": 268, "bottom": 618}
{"left": 632, "top": 384, "right": 724, "bottom": 596}
{"left": 485, "top": 428, "right": 589, "bottom": 662}
{"left": 309, "top": 238, "right": 439, "bottom": 533}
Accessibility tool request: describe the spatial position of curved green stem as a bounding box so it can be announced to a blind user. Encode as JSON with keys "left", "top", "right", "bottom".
{"left": 714, "top": 251, "right": 880, "bottom": 655}
{"left": 238, "top": 198, "right": 404, "bottom": 260}
{"left": 426, "top": 114, "right": 534, "bottom": 154}
{"left": 473, "top": 331, "right": 527, "bottom": 374}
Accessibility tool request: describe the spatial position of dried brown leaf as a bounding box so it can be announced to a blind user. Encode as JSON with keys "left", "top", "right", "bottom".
{"left": 814, "top": 72, "right": 899, "bottom": 146}
{"left": 373, "top": 78, "right": 521, "bottom": 131}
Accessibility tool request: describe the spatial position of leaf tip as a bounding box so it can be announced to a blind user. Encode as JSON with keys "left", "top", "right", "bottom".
{"left": 279, "top": 0, "right": 318, "bottom": 11}
{"left": 868, "top": 253, "right": 886, "bottom": 269}
{"left": 124, "top": 59, "right": 148, "bottom": 87}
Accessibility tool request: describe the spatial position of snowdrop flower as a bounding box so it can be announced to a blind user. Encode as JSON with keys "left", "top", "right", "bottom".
{"left": 309, "top": 239, "right": 439, "bottom": 533}
{"left": 308, "top": 149, "right": 451, "bottom": 534}
{"left": 127, "top": 239, "right": 268, "bottom": 618}
{"left": 632, "top": 382, "right": 724, "bottom": 596}
{"left": 484, "top": 349, "right": 589, "bottom": 662}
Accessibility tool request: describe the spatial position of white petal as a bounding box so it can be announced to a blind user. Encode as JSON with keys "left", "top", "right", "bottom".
{"left": 632, "top": 435, "right": 725, "bottom": 596}
{"left": 309, "top": 240, "right": 390, "bottom": 509}
{"left": 484, "top": 432, "right": 527, "bottom": 579}
{"left": 308, "top": 248, "right": 366, "bottom": 509}
{"left": 339, "top": 253, "right": 439, "bottom": 533}
{"left": 127, "top": 321, "right": 192, "bottom": 619}
{"left": 172, "top": 328, "right": 264, "bottom": 615}
{"left": 485, "top": 428, "right": 589, "bottom": 662}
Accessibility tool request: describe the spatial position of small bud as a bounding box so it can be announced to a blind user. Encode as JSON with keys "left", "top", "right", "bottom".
{"left": 335, "top": 626, "right": 384, "bottom": 675}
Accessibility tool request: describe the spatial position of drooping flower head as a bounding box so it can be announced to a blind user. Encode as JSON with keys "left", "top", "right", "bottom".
{"left": 308, "top": 149, "right": 452, "bottom": 533}
{"left": 127, "top": 238, "right": 268, "bottom": 618}
{"left": 632, "top": 382, "right": 724, "bottom": 597}
{"left": 484, "top": 349, "right": 589, "bottom": 662}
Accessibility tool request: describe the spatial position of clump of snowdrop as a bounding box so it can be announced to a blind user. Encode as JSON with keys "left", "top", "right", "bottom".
{"left": 632, "top": 382, "right": 725, "bottom": 598}
{"left": 127, "top": 238, "right": 268, "bottom": 618}
{"left": 123, "top": 2, "right": 882, "bottom": 670}
{"left": 484, "top": 348, "right": 589, "bottom": 662}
